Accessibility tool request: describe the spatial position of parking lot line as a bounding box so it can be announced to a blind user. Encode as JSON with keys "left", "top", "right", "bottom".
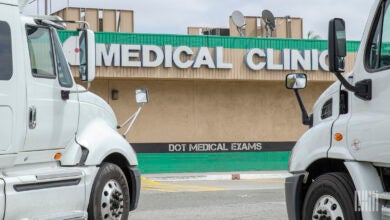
{"left": 243, "top": 179, "right": 285, "bottom": 183}
{"left": 141, "top": 177, "right": 226, "bottom": 193}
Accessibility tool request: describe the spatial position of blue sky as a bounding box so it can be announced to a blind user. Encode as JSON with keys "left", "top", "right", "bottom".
{"left": 24, "top": 0, "right": 375, "bottom": 40}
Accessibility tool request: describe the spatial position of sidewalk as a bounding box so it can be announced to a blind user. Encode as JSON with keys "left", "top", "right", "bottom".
{"left": 142, "top": 170, "right": 291, "bottom": 182}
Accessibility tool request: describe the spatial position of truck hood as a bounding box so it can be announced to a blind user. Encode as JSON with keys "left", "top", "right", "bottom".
{"left": 313, "top": 81, "right": 341, "bottom": 109}
{"left": 77, "top": 85, "right": 117, "bottom": 129}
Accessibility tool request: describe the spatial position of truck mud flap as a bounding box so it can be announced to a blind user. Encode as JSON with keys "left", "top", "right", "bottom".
{"left": 285, "top": 174, "right": 305, "bottom": 220}
{"left": 128, "top": 166, "right": 141, "bottom": 211}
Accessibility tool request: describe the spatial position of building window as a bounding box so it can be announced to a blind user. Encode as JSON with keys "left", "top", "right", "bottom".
{"left": 98, "top": 9, "right": 103, "bottom": 32}
{"left": 80, "top": 8, "right": 85, "bottom": 21}
{"left": 116, "top": 10, "right": 121, "bottom": 32}
{"left": 80, "top": 8, "right": 86, "bottom": 29}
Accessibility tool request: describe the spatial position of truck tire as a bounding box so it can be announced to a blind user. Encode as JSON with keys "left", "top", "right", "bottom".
{"left": 302, "top": 172, "right": 362, "bottom": 220}
{"left": 88, "top": 163, "right": 130, "bottom": 220}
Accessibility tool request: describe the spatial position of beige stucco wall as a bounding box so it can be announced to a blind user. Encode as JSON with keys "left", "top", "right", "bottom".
{"left": 85, "top": 9, "right": 98, "bottom": 31}
{"left": 71, "top": 45, "right": 353, "bottom": 144}
{"left": 85, "top": 79, "right": 332, "bottom": 143}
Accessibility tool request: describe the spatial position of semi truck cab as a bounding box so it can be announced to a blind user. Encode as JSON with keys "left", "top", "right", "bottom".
{"left": 0, "top": 0, "right": 143, "bottom": 219}
{"left": 285, "top": 0, "right": 390, "bottom": 219}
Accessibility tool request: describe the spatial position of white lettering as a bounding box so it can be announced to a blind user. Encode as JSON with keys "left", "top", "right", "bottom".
{"left": 164, "top": 45, "right": 173, "bottom": 68}
{"left": 121, "top": 45, "right": 141, "bottom": 67}
{"left": 173, "top": 46, "right": 194, "bottom": 69}
{"left": 319, "top": 51, "right": 329, "bottom": 71}
{"left": 169, "top": 144, "right": 186, "bottom": 152}
{"left": 71, "top": 39, "right": 332, "bottom": 72}
{"left": 311, "top": 50, "right": 319, "bottom": 71}
{"left": 96, "top": 44, "right": 120, "bottom": 67}
{"left": 291, "top": 50, "right": 311, "bottom": 70}
{"left": 245, "top": 48, "right": 266, "bottom": 70}
{"left": 215, "top": 47, "right": 233, "bottom": 69}
{"left": 142, "top": 45, "right": 164, "bottom": 67}
{"left": 193, "top": 47, "right": 215, "bottom": 68}
{"left": 282, "top": 49, "right": 291, "bottom": 70}
{"left": 266, "top": 49, "right": 283, "bottom": 70}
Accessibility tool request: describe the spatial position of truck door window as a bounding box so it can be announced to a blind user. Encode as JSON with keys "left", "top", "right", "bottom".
{"left": 0, "top": 21, "right": 12, "bottom": 80}
{"left": 26, "top": 26, "right": 56, "bottom": 78}
{"left": 366, "top": 1, "right": 390, "bottom": 70}
{"left": 52, "top": 30, "right": 73, "bottom": 88}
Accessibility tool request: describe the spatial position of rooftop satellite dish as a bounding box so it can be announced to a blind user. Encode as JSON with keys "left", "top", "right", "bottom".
{"left": 231, "top": 10, "right": 246, "bottom": 37}
{"left": 262, "top": 9, "right": 276, "bottom": 38}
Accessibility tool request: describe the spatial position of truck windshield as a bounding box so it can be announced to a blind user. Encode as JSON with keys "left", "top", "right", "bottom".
{"left": 367, "top": 1, "right": 390, "bottom": 69}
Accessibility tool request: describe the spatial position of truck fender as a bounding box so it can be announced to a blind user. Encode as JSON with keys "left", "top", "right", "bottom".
{"left": 344, "top": 161, "right": 383, "bottom": 220}
{"left": 76, "top": 118, "right": 138, "bottom": 166}
{"left": 289, "top": 123, "right": 330, "bottom": 172}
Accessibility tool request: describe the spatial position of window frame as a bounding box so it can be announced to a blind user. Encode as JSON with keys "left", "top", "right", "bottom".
{"left": 321, "top": 98, "right": 333, "bottom": 120}
{"left": 51, "top": 28, "right": 74, "bottom": 88}
{"left": 364, "top": 0, "right": 390, "bottom": 73}
{"left": 26, "top": 25, "right": 57, "bottom": 79}
{"left": 0, "top": 20, "right": 13, "bottom": 81}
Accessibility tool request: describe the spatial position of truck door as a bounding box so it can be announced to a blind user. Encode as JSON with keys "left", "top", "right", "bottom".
{"left": 24, "top": 25, "right": 79, "bottom": 151}
{"left": 0, "top": 20, "right": 15, "bottom": 152}
{"left": 348, "top": 1, "right": 390, "bottom": 163}
{"left": 0, "top": 4, "right": 26, "bottom": 153}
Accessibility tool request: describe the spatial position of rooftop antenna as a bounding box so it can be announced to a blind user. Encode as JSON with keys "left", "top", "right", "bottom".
{"left": 231, "top": 10, "right": 246, "bottom": 37}
{"left": 262, "top": 9, "right": 276, "bottom": 38}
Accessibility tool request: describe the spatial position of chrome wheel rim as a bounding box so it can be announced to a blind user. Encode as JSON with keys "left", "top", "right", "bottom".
{"left": 312, "top": 195, "right": 344, "bottom": 220}
{"left": 101, "top": 179, "right": 124, "bottom": 220}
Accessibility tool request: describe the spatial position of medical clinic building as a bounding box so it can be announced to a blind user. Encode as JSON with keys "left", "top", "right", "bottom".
{"left": 55, "top": 7, "right": 360, "bottom": 173}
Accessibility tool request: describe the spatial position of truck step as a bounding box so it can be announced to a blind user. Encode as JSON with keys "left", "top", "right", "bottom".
{"left": 382, "top": 206, "right": 390, "bottom": 219}
{"left": 44, "top": 211, "right": 86, "bottom": 220}
{"left": 372, "top": 192, "right": 390, "bottom": 201}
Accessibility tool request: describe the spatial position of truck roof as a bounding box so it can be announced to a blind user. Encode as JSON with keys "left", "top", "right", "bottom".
{"left": 0, "top": 0, "right": 18, "bottom": 5}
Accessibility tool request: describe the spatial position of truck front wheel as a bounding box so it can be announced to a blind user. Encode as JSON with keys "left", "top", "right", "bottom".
{"left": 88, "top": 163, "right": 130, "bottom": 220}
{"left": 302, "top": 172, "right": 362, "bottom": 220}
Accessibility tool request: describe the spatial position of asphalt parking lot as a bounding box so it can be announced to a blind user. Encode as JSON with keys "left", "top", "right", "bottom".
{"left": 129, "top": 175, "right": 287, "bottom": 220}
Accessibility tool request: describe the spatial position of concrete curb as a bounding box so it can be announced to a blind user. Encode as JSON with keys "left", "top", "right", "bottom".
{"left": 143, "top": 171, "right": 292, "bottom": 182}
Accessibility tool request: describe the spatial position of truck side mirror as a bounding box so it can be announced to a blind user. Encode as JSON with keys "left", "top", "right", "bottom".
{"left": 135, "top": 88, "right": 149, "bottom": 104}
{"left": 285, "top": 73, "right": 307, "bottom": 90}
{"left": 79, "top": 29, "right": 95, "bottom": 82}
{"left": 328, "top": 18, "right": 346, "bottom": 73}
{"left": 285, "top": 73, "right": 312, "bottom": 127}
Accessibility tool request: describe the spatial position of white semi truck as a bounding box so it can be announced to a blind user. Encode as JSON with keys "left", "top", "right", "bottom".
{"left": 285, "top": 0, "right": 390, "bottom": 219}
{"left": 0, "top": 0, "right": 145, "bottom": 219}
